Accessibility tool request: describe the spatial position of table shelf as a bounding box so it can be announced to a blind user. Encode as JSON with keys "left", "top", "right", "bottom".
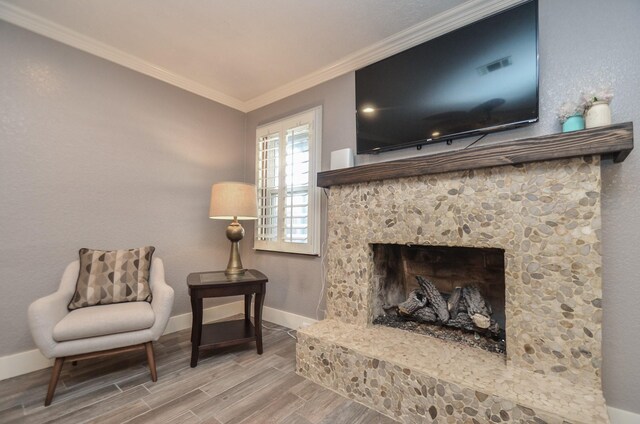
{"left": 200, "top": 319, "right": 256, "bottom": 351}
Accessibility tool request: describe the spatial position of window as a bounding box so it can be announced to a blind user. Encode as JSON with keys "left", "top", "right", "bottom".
{"left": 255, "top": 106, "right": 322, "bottom": 255}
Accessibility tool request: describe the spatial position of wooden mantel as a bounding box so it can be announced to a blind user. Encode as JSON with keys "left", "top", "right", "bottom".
{"left": 317, "top": 122, "right": 633, "bottom": 188}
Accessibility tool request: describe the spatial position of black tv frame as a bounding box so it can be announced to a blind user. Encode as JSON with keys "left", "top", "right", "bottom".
{"left": 355, "top": 0, "right": 539, "bottom": 154}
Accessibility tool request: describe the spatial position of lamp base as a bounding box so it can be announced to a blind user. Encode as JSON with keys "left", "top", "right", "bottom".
{"left": 225, "top": 220, "right": 246, "bottom": 276}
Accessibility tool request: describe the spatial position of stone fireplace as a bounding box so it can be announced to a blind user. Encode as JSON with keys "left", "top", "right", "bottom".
{"left": 296, "top": 156, "right": 609, "bottom": 423}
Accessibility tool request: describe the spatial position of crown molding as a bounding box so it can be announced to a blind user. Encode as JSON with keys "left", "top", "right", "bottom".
{"left": 243, "top": 0, "right": 525, "bottom": 111}
{"left": 0, "top": 1, "right": 247, "bottom": 112}
{"left": 1, "top": 0, "right": 525, "bottom": 113}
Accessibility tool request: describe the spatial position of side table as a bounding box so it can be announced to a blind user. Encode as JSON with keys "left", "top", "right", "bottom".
{"left": 187, "top": 269, "right": 268, "bottom": 367}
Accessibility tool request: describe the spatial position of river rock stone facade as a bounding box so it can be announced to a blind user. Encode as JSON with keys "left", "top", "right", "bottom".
{"left": 296, "top": 156, "right": 608, "bottom": 423}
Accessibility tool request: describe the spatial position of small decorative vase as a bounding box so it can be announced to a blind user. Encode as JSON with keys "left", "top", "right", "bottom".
{"left": 585, "top": 101, "right": 611, "bottom": 128}
{"left": 562, "top": 114, "right": 585, "bottom": 133}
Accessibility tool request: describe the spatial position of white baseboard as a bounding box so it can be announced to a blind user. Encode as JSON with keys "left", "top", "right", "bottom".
{"left": 162, "top": 300, "right": 245, "bottom": 335}
{"left": 164, "top": 301, "right": 317, "bottom": 332}
{"left": 0, "top": 348, "right": 54, "bottom": 382}
{"left": 262, "top": 306, "right": 318, "bottom": 330}
{"left": 608, "top": 406, "right": 640, "bottom": 424}
{"left": 0, "top": 302, "right": 314, "bottom": 381}
{"left": 0, "top": 301, "right": 245, "bottom": 381}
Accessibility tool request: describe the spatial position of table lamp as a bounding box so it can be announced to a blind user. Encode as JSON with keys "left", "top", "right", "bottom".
{"left": 209, "top": 182, "right": 257, "bottom": 275}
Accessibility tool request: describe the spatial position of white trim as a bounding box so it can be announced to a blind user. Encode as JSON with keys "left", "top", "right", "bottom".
{"left": 0, "top": 302, "right": 316, "bottom": 381}
{"left": 262, "top": 306, "right": 318, "bottom": 330}
{"left": 243, "top": 0, "right": 526, "bottom": 111}
{"left": 0, "top": 0, "right": 525, "bottom": 113}
{"left": 254, "top": 106, "right": 322, "bottom": 255}
{"left": 0, "top": 301, "right": 243, "bottom": 381}
{"left": 0, "top": 348, "right": 53, "bottom": 382}
{"left": 608, "top": 407, "right": 640, "bottom": 424}
{"left": 162, "top": 300, "right": 244, "bottom": 335}
{"left": 0, "top": 1, "right": 246, "bottom": 112}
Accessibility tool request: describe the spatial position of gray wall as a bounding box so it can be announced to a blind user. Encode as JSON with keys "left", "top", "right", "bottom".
{"left": 243, "top": 73, "right": 356, "bottom": 319}
{"left": 242, "top": 0, "right": 640, "bottom": 413}
{"left": 0, "top": 22, "right": 246, "bottom": 357}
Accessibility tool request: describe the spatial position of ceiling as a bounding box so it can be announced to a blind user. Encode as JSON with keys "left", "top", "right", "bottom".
{"left": 0, "top": 0, "right": 523, "bottom": 112}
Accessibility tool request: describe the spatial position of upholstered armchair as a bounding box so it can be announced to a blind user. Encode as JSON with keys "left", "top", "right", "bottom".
{"left": 28, "top": 257, "right": 174, "bottom": 406}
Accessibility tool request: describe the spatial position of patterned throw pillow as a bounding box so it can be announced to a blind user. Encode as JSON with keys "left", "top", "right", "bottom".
{"left": 68, "top": 246, "right": 155, "bottom": 310}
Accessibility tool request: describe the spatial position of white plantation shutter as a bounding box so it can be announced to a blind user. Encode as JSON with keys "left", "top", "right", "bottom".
{"left": 255, "top": 107, "right": 321, "bottom": 255}
{"left": 284, "top": 124, "right": 310, "bottom": 244}
{"left": 256, "top": 132, "right": 279, "bottom": 242}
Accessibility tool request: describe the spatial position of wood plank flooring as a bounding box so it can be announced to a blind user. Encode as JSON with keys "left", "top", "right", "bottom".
{"left": 0, "top": 319, "right": 397, "bottom": 424}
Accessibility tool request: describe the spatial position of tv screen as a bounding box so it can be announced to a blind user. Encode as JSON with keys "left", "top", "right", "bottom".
{"left": 356, "top": 0, "right": 539, "bottom": 154}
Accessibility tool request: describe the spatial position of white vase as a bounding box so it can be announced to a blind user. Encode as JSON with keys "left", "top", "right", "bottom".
{"left": 585, "top": 101, "right": 611, "bottom": 128}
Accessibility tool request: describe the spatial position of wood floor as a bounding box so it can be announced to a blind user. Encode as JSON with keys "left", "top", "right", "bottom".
{"left": 0, "top": 319, "right": 397, "bottom": 424}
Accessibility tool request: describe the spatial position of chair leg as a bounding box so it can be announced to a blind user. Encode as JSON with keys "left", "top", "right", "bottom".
{"left": 45, "top": 357, "right": 65, "bottom": 406}
{"left": 144, "top": 342, "right": 157, "bottom": 382}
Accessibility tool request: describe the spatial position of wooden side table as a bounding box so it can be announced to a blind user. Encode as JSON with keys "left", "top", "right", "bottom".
{"left": 187, "top": 269, "right": 268, "bottom": 367}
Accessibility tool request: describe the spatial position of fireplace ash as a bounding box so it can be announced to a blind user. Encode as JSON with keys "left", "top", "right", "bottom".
{"left": 374, "top": 276, "right": 506, "bottom": 355}
{"left": 373, "top": 314, "right": 506, "bottom": 354}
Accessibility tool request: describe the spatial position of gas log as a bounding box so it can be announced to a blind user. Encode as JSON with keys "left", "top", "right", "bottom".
{"left": 447, "top": 287, "right": 463, "bottom": 319}
{"left": 396, "top": 277, "right": 501, "bottom": 337}
{"left": 398, "top": 289, "right": 427, "bottom": 315}
{"left": 416, "top": 276, "right": 450, "bottom": 323}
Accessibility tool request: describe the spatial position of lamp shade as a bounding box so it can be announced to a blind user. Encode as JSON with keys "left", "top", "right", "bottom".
{"left": 209, "top": 182, "right": 257, "bottom": 220}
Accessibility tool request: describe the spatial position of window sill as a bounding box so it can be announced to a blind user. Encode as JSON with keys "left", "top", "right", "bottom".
{"left": 253, "top": 247, "right": 320, "bottom": 257}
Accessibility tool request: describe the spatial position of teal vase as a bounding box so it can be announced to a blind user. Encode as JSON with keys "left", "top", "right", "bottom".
{"left": 562, "top": 115, "right": 585, "bottom": 132}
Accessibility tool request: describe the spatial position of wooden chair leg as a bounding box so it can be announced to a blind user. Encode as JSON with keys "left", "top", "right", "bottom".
{"left": 144, "top": 342, "right": 157, "bottom": 382}
{"left": 45, "top": 357, "right": 65, "bottom": 406}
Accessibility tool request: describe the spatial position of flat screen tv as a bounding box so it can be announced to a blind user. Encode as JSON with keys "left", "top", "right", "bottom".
{"left": 356, "top": 0, "right": 539, "bottom": 154}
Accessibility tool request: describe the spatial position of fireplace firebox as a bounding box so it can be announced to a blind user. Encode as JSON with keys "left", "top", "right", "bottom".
{"left": 371, "top": 243, "right": 506, "bottom": 353}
